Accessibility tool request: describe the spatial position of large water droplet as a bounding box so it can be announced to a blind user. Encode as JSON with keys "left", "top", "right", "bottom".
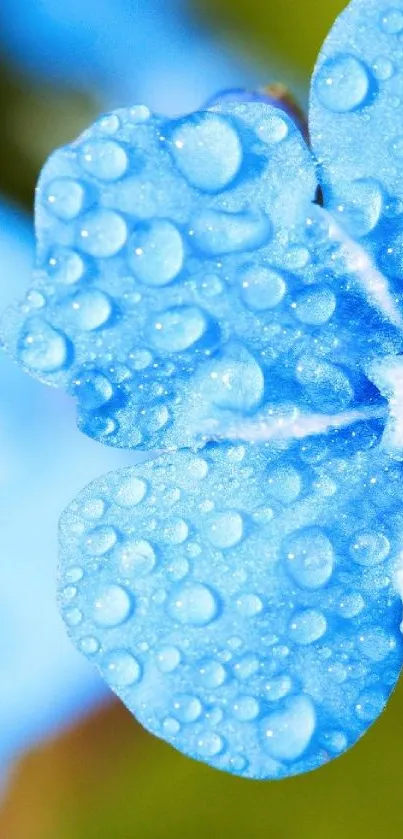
{"left": 79, "top": 209, "right": 127, "bottom": 257}
{"left": 69, "top": 289, "right": 113, "bottom": 330}
{"left": 172, "top": 694, "right": 203, "bottom": 723}
{"left": 167, "top": 582, "right": 219, "bottom": 626}
{"left": 355, "top": 690, "right": 386, "bottom": 721}
{"left": 285, "top": 528, "right": 335, "bottom": 589}
{"left": 79, "top": 139, "right": 128, "bottom": 181}
{"left": 233, "top": 696, "right": 260, "bottom": 721}
{"left": 19, "top": 317, "right": 70, "bottom": 373}
{"left": 156, "top": 645, "right": 181, "bottom": 673}
{"left": 293, "top": 288, "right": 336, "bottom": 326}
{"left": 115, "top": 476, "right": 148, "bottom": 507}
{"left": 196, "top": 732, "right": 225, "bottom": 757}
{"left": 335, "top": 178, "right": 384, "bottom": 238}
{"left": 240, "top": 265, "right": 286, "bottom": 311}
{"left": 150, "top": 306, "right": 211, "bottom": 353}
{"left": 191, "top": 209, "right": 271, "bottom": 255}
{"left": 315, "top": 54, "right": 373, "bottom": 113}
{"left": 380, "top": 8, "right": 403, "bottom": 34}
{"left": 93, "top": 584, "right": 134, "bottom": 628}
{"left": 128, "top": 220, "right": 184, "bottom": 286}
{"left": 48, "top": 247, "right": 85, "bottom": 285}
{"left": 85, "top": 525, "right": 117, "bottom": 556}
{"left": 171, "top": 113, "right": 242, "bottom": 192}
{"left": 288, "top": 609, "right": 327, "bottom": 645}
{"left": 201, "top": 346, "right": 265, "bottom": 412}
{"left": 198, "top": 659, "right": 227, "bottom": 687}
{"left": 350, "top": 532, "right": 390, "bottom": 566}
{"left": 205, "top": 510, "right": 244, "bottom": 549}
{"left": 261, "top": 695, "right": 316, "bottom": 760}
{"left": 45, "top": 177, "right": 85, "bottom": 220}
{"left": 119, "top": 539, "right": 156, "bottom": 576}
{"left": 102, "top": 650, "right": 141, "bottom": 686}
{"left": 73, "top": 368, "right": 114, "bottom": 411}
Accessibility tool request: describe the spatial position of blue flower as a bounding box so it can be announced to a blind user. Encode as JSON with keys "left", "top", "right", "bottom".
{"left": 3, "top": 0, "right": 403, "bottom": 780}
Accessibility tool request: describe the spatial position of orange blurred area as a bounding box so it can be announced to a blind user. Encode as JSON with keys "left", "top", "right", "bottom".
{"left": 2, "top": 677, "right": 403, "bottom": 839}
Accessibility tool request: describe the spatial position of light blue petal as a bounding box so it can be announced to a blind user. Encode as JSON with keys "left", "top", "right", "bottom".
{"left": 58, "top": 434, "right": 403, "bottom": 779}
{"left": 310, "top": 0, "right": 403, "bottom": 233}
{"left": 2, "top": 102, "right": 337, "bottom": 451}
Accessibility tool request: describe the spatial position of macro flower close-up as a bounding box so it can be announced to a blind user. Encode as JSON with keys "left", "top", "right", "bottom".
{"left": 2, "top": 0, "right": 403, "bottom": 836}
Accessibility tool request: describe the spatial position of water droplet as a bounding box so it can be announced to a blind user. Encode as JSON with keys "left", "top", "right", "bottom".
{"left": 240, "top": 265, "right": 286, "bottom": 311}
{"left": 196, "top": 732, "right": 225, "bottom": 757}
{"left": 336, "top": 593, "right": 365, "bottom": 618}
{"left": 129, "top": 349, "right": 153, "bottom": 370}
{"left": 150, "top": 306, "right": 210, "bottom": 353}
{"left": 256, "top": 113, "right": 289, "bottom": 143}
{"left": 69, "top": 289, "right": 113, "bottom": 330}
{"left": 26, "top": 289, "right": 45, "bottom": 310}
{"left": 372, "top": 56, "right": 394, "bottom": 81}
{"left": 79, "top": 139, "right": 128, "bottom": 181}
{"left": 162, "top": 717, "right": 181, "bottom": 736}
{"left": 321, "top": 731, "right": 348, "bottom": 754}
{"left": 205, "top": 510, "right": 243, "bottom": 549}
{"left": 285, "top": 528, "right": 335, "bottom": 589}
{"left": 85, "top": 525, "right": 117, "bottom": 556}
{"left": 172, "top": 694, "right": 203, "bottom": 723}
{"left": 96, "top": 113, "right": 121, "bottom": 134}
{"left": 163, "top": 518, "right": 189, "bottom": 544}
{"left": 191, "top": 209, "right": 272, "bottom": 255}
{"left": 315, "top": 54, "right": 373, "bottom": 113}
{"left": 202, "top": 346, "right": 265, "bottom": 412}
{"left": 62, "top": 585, "right": 77, "bottom": 602}
{"left": 232, "top": 696, "right": 260, "bottom": 721}
{"left": 73, "top": 368, "right": 114, "bottom": 411}
{"left": 45, "top": 177, "right": 85, "bottom": 219}
{"left": 171, "top": 113, "right": 242, "bottom": 192}
{"left": 391, "top": 135, "right": 403, "bottom": 159}
{"left": 198, "top": 659, "right": 227, "bottom": 687}
{"left": 293, "top": 288, "right": 336, "bottom": 325}
{"left": 264, "top": 675, "right": 292, "bottom": 701}
{"left": 261, "top": 695, "right": 316, "bottom": 760}
{"left": 79, "top": 209, "right": 127, "bottom": 257}
{"left": 102, "top": 650, "right": 141, "bottom": 686}
{"left": 115, "top": 476, "right": 147, "bottom": 507}
{"left": 156, "top": 645, "right": 181, "bottom": 673}
{"left": 119, "top": 539, "right": 156, "bottom": 576}
{"left": 64, "top": 608, "right": 83, "bottom": 627}
{"left": 296, "top": 357, "right": 353, "bottom": 412}
{"left": 230, "top": 755, "right": 248, "bottom": 773}
{"left": 236, "top": 594, "right": 263, "bottom": 618}
{"left": 357, "top": 628, "right": 395, "bottom": 662}
{"left": 65, "top": 566, "right": 84, "bottom": 584}
{"left": 355, "top": 689, "right": 386, "bottom": 721}
{"left": 335, "top": 178, "right": 385, "bottom": 237}
{"left": 82, "top": 498, "right": 105, "bottom": 520}
{"left": 93, "top": 584, "right": 134, "bottom": 628}
{"left": 128, "top": 220, "right": 184, "bottom": 286}
{"left": 288, "top": 609, "right": 327, "bottom": 645}
{"left": 130, "top": 105, "right": 151, "bottom": 122}
{"left": 78, "top": 636, "right": 99, "bottom": 655}
{"left": 380, "top": 8, "right": 403, "bottom": 34}
{"left": 267, "top": 465, "right": 302, "bottom": 504}
{"left": 233, "top": 654, "right": 259, "bottom": 681}
{"left": 167, "top": 583, "right": 219, "bottom": 626}
{"left": 350, "top": 532, "right": 390, "bottom": 566}
{"left": 48, "top": 247, "right": 85, "bottom": 284}
{"left": 19, "top": 317, "right": 70, "bottom": 373}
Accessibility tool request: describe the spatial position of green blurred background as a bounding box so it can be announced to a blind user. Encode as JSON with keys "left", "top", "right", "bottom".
{"left": 3, "top": 1, "right": 403, "bottom": 837}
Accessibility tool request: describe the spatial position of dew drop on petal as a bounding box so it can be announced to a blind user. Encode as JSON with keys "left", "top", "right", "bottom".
{"left": 92, "top": 584, "right": 134, "bottom": 628}
{"left": 167, "top": 583, "right": 219, "bottom": 626}
{"left": 315, "top": 54, "right": 373, "bottom": 113}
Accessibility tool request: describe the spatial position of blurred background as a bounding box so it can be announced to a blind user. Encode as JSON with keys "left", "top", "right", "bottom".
{"left": 2, "top": 1, "right": 403, "bottom": 837}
